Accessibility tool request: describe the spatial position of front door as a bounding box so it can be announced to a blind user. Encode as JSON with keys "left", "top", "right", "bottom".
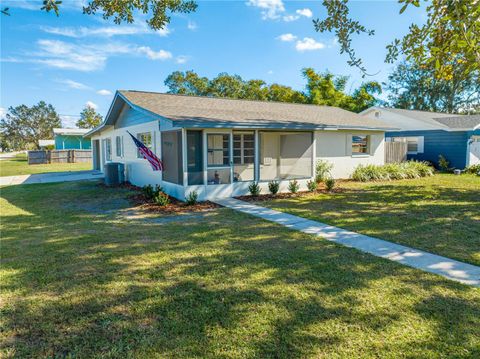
{"left": 206, "top": 132, "right": 233, "bottom": 198}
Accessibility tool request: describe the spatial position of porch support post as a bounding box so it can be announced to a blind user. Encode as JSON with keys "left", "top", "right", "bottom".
{"left": 202, "top": 130, "right": 208, "bottom": 186}
{"left": 181, "top": 128, "right": 188, "bottom": 188}
{"left": 254, "top": 130, "right": 260, "bottom": 182}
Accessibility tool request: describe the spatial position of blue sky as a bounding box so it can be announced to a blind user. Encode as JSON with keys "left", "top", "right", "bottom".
{"left": 0, "top": 0, "right": 425, "bottom": 127}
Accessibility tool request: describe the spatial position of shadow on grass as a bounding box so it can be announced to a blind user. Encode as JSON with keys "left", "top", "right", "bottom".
{"left": 1, "top": 181, "right": 479, "bottom": 357}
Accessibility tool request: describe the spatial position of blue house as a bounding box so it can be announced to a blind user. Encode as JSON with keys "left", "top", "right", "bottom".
{"left": 361, "top": 108, "right": 480, "bottom": 169}
{"left": 53, "top": 128, "right": 92, "bottom": 150}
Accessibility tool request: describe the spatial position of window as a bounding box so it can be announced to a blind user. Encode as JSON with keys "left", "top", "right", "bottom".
{"left": 104, "top": 138, "right": 112, "bottom": 161}
{"left": 407, "top": 139, "right": 418, "bottom": 153}
{"left": 392, "top": 136, "right": 424, "bottom": 154}
{"left": 233, "top": 132, "right": 255, "bottom": 182}
{"left": 115, "top": 136, "right": 123, "bottom": 157}
{"left": 352, "top": 135, "right": 369, "bottom": 155}
{"left": 137, "top": 132, "right": 152, "bottom": 158}
{"left": 207, "top": 134, "right": 230, "bottom": 167}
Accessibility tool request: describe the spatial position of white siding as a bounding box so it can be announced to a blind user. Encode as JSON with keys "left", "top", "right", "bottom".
{"left": 315, "top": 130, "right": 385, "bottom": 178}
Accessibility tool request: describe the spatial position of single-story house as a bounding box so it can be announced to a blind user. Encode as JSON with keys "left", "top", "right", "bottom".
{"left": 53, "top": 128, "right": 92, "bottom": 150}
{"left": 85, "top": 91, "right": 393, "bottom": 201}
{"left": 361, "top": 107, "right": 480, "bottom": 169}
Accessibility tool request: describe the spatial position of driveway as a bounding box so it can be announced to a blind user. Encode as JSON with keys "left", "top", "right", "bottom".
{"left": 0, "top": 170, "right": 104, "bottom": 186}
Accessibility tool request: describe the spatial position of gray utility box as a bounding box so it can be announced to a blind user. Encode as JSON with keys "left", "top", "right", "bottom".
{"left": 104, "top": 162, "right": 125, "bottom": 186}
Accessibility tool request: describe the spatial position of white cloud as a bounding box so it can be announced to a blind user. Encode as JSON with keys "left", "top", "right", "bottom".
{"left": 282, "top": 15, "right": 299, "bottom": 22}
{"left": 137, "top": 46, "right": 172, "bottom": 60}
{"left": 277, "top": 33, "right": 297, "bottom": 42}
{"left": 176, "top": 56, "right": 188, "bottom": 64}
{"left": 97, "top": 89, "right": 112, "bottom": 96}
{"left": 40, "top": 23, "right": 170, "bottom": 38}
{"left": 247, "top": 0, "right": 285, "bottom": 20}
{"left": 85, "top": 101, "right": 98, "bottom": 110}
{"left": 32, "top": 39, "right": 175, "bottom": 71}
{"left": 267, "top": 70, "right": 274, "bottom": 75}
{"left": 0, "top": 107, "right": 6, "bottom": 119}
{"left": 57, "top": 79, "right": 90, "bottom": 90}
{"left": 187, "top": 21, "right": 197, "bottom": 31}
{"left": 295, "top": 37, "right": 325, "bottom": 51}
{"left": 60, "top": 115, "right": 78, "bottom": 128}
{"left": 296, "top": 8, "right": 313, "bottom": 18}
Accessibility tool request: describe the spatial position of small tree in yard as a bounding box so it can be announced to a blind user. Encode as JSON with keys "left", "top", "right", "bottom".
{"left": 77, "top": 105, "right": 103, "bottom": 129}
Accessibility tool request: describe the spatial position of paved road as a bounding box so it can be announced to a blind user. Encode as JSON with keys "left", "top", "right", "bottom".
{"left": 214, "top": 197, "right": 480, "bottom": 287}
{"left": 0, "top": 170, "right": 104, "bottom": 186}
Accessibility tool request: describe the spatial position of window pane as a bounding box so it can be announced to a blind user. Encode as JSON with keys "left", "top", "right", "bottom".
{"left": 352, "top": 135, "right": 368, "bottom": 154}
{"left": 407, "top": 141, "right": 418, "bottom": 152}
{"left": 207, "top": 168, "right": 230, "bottom": 185}
{"left": 233, "top": 131, "right": 256, "bottom": 181}
{"left": 207, "top": 134, "right": 230, "bottom": 166}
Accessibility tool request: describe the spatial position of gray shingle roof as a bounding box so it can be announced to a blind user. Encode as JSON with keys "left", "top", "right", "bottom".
{"left": 433, "top": 115, "right": 480, "bottom": 129}
{"left": 119, "top": 90, "right": 394, "bottom": 130}
{"left": 381, "top": 108, "right": 461, "bottom": 127}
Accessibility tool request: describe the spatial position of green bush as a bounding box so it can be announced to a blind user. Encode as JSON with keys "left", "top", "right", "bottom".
{"left": 248, "top": 182, "right": 261, "bottom": 197}
{"left": 438, "top": 155, "right": 454, "bottom": 172}
{"left": 465, "top": 164, "right": 480, "bottom": 175}
{"left": 288, "top": 179, "right": 299, "bottom": 193}
{"left": 352, "top": 161, "right": 434, "bottom": 182}
{"left": 154, "top": 191, "right": 170, "bottom": 206}
{"left": 142, "top": 184, "right": 164, "bottom": 201}
{"left": 325, "top": 177, "right": 335, "bottom": 191}
{"left": 306, "top": 180, "right": 317, "bottom": 192}
{"left": 268, "top": 181, "right": 279, "bottom": 195}
{"left": 185, "top": 191, "right": 198, "bottom": 205}
{"left": 315, "top": 160, "right": 333, "bottom": 183}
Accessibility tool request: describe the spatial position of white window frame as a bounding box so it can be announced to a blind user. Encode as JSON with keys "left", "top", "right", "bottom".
{"left": 104, "top": 138, "right": 112, "bottom": 162}
{"left": 115, "top": 135, "right": 123, "bottom": 158}
{"left": 136, "top": 132, "right": 153, "bottom": 159}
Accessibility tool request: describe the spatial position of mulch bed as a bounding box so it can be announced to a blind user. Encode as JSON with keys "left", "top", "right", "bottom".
{"left": 236, "top": 184, "right": 346, "bottom": 202}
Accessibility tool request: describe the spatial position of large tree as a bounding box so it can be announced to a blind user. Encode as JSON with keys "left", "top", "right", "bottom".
{"left": 314, "top": 0, "right": 480, "bottom": 79}
{"left": 0, "top": 101, "right": 61, "bottom": 150}
{"left": 76, "top": 105, "right": 103, "bottom": 129}
{"left": 385, "top": 61, "right": 480, "bottom": 113}
{"left": 164, "top": 69, "right": 381, "bottom": 113}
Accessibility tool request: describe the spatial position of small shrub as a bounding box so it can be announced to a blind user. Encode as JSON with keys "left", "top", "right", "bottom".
{"left": 142, "top": 184, "right": 155, "bottom": 200}
{"left": 325, "top": 177, "right": 335, "bottom": 191}
{"left": 465, "top": 164, "right": 480, "bottom": 175}
{"left": 306, "top": 180, "right": 317, "bottom": 192}
{"left": 315, "top": 160, "right": 333, "bottom": 183}
{"left": 268, "top": 181, "right": 279, "bottom": 195}
{"left": 185, "top": 191, "right": 198, "bottom": 206}
{"left": 154, "top": 191, "right": 170, "bottom": 206}
{"left": 248, "top": 182, "right": 261, "bottom": 197}
{"left": 288, "top": 179, "right": 299, "bottom": 193}
{"left": 438, "top": 155, "right": 452, "bottom": 172}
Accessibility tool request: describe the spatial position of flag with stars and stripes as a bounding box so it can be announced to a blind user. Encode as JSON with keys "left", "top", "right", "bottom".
{"left": 127, "top": 131, "right": 163, "bottom": 171}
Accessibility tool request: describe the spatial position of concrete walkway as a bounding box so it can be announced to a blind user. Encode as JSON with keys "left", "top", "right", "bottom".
{"left": 213, "top": 198, "right": 480, "bottom": 287}
{"left": 0, "top": 170, "right": 104, "bottom": 186}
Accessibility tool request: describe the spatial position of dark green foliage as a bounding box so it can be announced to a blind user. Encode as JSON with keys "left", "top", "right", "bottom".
{"left": 185, "top": 191, "right": 198, "bottom": 205}
{"left": 77, "top": 105, "right": 103, "bottom": 129}
{"left": 288, "top": 180, "right": 299, "bottom": 194}
{"left": 268, "top": 181, "right": 279, "bottom": 195}
{"left": 307, "top": 180, "right": 317, "bottom": 192}
{"left": 464, "top": 164, "right": 480, "bottom": 175}
{"left": 438, "top": 155, "right": 452, "bottom": 172}
{"left": 248, "top": 182, "right": 261, "bottom": 197}
{"left": 142, "top": 184, "right": 163, "bottom": 200}
{"left": 325, "top": 178, "right": 336, "bottom": 191}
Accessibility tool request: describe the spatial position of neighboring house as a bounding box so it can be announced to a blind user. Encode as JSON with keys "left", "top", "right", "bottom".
{"left": 361, "top": 107, "right": 480, "bottom": 169}
{"left": 85, "top": 91, "right": 393, "bottom": 201}
{"left": 38, "top": 139, "right": 55, "bottom": 149}
{"left": 53, "top": 128, "right": 91, "bottom": 150}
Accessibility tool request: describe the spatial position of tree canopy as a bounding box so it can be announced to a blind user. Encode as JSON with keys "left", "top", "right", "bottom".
{"left": 385, "top": 61, "right": 480, "bottom": 114}
{"left": 76, "top": 105, "right": 103, "bottom": 129}
{"left": 164, "top": 69, "right": 381, "bottom": 113}
{"left": 0, "top": 101, "right": 61, "bottom": 150}
{"left": 314, "top": 0, "right": 480, "bottom": 79}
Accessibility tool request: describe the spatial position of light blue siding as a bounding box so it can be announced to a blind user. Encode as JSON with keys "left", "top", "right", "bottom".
{"left": 115, "top": 104, "right": 158, "bottom": 129}
{"left": 54, "top": 134, "right": 91, "bottom": 150}
{"left": 385, "top": 130, "right": 470, "bottom": 169}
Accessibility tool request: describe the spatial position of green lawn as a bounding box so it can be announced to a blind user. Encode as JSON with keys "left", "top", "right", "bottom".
{"left": 0, "top": 153, "right": 92, "bottom": 177}
{"left": 260, "top": 174, "right": 480, "bottom": 267}
{"left": 1, "top": 180, "right": 479, "bottom": 358}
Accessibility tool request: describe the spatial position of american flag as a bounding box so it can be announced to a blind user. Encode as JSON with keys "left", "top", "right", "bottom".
{"left": 127, "top": 131, "right": 163, "bottom": 171}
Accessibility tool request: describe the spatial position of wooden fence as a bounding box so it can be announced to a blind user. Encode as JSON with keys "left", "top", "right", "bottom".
{"left": 28, "top": 150, "right": 92, "bottom": 165}
{"left": 385, "top": 142, "right": 408, "bottom": 163}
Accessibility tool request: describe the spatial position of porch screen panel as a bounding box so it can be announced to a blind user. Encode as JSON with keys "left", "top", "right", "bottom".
{"left": 260, "top": 132, "right": 313, "bottom": 181}
{"left": 233, "top": 131, "right": 255, "bottom": 182}
{"left": 161, "top": 131, "right": 183, "bottom": 185}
